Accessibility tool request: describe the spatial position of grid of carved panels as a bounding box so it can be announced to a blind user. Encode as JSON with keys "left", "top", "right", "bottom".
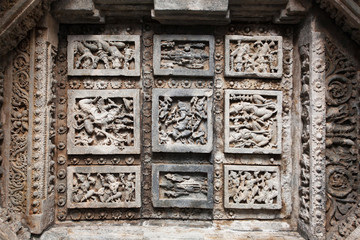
{"left": 54, "top": 23, "right": 293, "bottom": 222}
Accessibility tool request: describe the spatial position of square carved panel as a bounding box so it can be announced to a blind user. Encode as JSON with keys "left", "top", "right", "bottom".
{"left": 67, "top": 35, "right": 140, "bottom": 76}
{"left": 152, "top": 164, "right": 213, "bottom": 209}
{"left": 153, "top": 35, "right": 215, "bottom": 76}
{"left": 67, "top": 89, "right": 140, "bottom": 154}
{"left": 225, "top": 35, "right": 283, "bottom": 78}
{"left": 67, "top": 166, "right": 141, "bottom": 208}
{"left": 224, "top": 165, "right": 281, "bottom": 209}
{"left": 152, "top": 88, "right": 213, "bottom": 153}
{"left": 224, "top": 90, "right": 282, "bottom": 154}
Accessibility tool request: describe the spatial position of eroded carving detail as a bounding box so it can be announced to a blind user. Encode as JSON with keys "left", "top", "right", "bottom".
{"left": 68, "top": 35, "right": 140, "bottom": 76}
{"left": 67, "top": 166, "right": 141, "bottom": 208}
{"left": 152, "top": 89, "right": 213, "bottom": 153}
{"left": 224, "top": 90, "right": 282, "bottom": 154}
{"left": 154, "top": 35, "right": 214, "bottom": 76}
{"left": 67, "top": 90, "right": 140, "bottom": 154}
{"left": 225, "top": 36, "right": 283, "bottom": 78}
{"left": 224, "top": 165, "right": 281, "bottom": 209}
{"left": 152, "top": 164, "right": 213, "bottom": 209}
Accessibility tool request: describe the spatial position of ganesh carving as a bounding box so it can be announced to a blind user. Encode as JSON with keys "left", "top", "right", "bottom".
{"left": 67, "top": 166, "right": 141, "bottom": 208}
{"left": 225, "top": 36, "right": 283, "bottom": 78}
{"left": 224, "top": 90, "right": 282, "bottom": 154}
{"left": 152, "top": 89, "right": 213, "bottom": 153}
{"left": 67, "top": 35, "right": 140, "bottom": 76}
{"left": 67, "top": 89, "right": 140, "bottom": 154}
{"left": 224, "top": 165, "right": 281, "bottom": 209}
{"left": 153, "top": 35, "right": 214, "bottom": 76}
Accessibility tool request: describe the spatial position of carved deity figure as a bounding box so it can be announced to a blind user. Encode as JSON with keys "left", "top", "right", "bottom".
{"left": 74, "top": 40, "right": 135, "bottom": 70}
{"left": 228, "top": 94, "right": 278, "bottom": 149}
{"left": 158, "top": 96, "right": 207, "bottom": 145}
{"left": 228, "top": 170, "right": 278, "bottom": 205}
{"left": 72, "top": 96, "right": 134, "bottom": 149}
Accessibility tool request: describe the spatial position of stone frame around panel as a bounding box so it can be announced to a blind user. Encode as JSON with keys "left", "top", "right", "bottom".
{"left": 224, "top": 165, "right": 281, "bottom": 210}
{"left": 67, "top": 35, "right": 140, "bottom": 76}
{"left": 67, "top": 89, "right": 141, "bottom": 155}
{"left": 153, "top": 34, "right": 215, "bottom": 76}
{"left": 152, "top": 88, "right": 213, "bottom": 153}
{"left": 225, "top": 35, "right": 283, "bottom": 78}
{"left": 152, "top": 164, "right": 214, "bottom": 209}
{"left": 224, "top": 89, "right": 282, "bottom": 154}
{"left": 67, "top": 166, "right": 141, "bottom": 208}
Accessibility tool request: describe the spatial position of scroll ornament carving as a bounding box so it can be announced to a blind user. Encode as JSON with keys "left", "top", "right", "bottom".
{"left": 158, "top": 96, "right": 208, "bottom": 145}
{"left": 71, "top": 96, "right": 135, "bottom": 149}
{"left": 9, "top": 36, "right": 30, "bottom": 213}
{"left": 324, "top": 37, "right": 359, "bottom": 239}
{"left": 299, "top": 44, "right": 311, "bottom": 224}
{"left": 73, "top": 40, "right": 135, "bottom": 70}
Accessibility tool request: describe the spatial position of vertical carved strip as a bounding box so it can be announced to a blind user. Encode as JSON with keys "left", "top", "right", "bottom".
{"left": 8, "top": 34, "right": 30, "bottom": 214}
{"left": 309, "top": 32, "right": 327, "bottom": 239}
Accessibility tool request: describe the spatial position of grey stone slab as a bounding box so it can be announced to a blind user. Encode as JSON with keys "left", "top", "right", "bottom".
{"left": 153, "top": 35, "right": 215, "bottom": 76}
{"left": 152, "top": 164, "right": 213, "bottom": 209}
{"left": 152, "top": 88, "right": 213, "bottom": 153}
{"left": 154, "top": 0, "right": 228, "bottom": 13}
{"left": 224, "top": 89, "right": 282, "bottom": 154}
{"left": 225, "top": 35, "right": 283, "bottom": 78}
{"left": 67, "top": 166, "right": 141, "bottom": 208}
{"left": 224, "top": 165, "right": 281, "bottom": 209}
{"left": 67, "top": 89, "right": 140, "bottom": 154}
{"left": 67, "top": 35, "right": 140, "bottom": 76}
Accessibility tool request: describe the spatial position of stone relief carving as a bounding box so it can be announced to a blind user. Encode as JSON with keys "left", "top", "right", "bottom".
{"left": 152, "top": 164, "right": 213, "bottom": 209}
{"left": 299, "top": 44, "right": 311, "bottom": 224}
{"left": 67, "top": 89, "right": 140, "bottom": 154}
{"left": 324, "top": 38, "right": 359, "bottom": 240}
{"left": 153, "top": 35, "right": 215, "bottom": 76}
{"left": 152, "top": 89, "right": 213, "bottom": 153}
{"left": 225, "top": 36, "right": 283, "bottom": 78}
{"left": 67, "top": 35, "right": 140, "bottom": 76}
{"left": 0, "top": 207, "right": 31, "bottom": 240}
{"left": 224, "top": 165, "right": 281, "bottom": 209}
{"left": 224, "top": 90, "right": 282, "bottom": 154}
{"left": 67, "top": 166, "right": 141, "bottom": 208}
{"left": 9, "top": 36, "right": 30, "bottom": 214}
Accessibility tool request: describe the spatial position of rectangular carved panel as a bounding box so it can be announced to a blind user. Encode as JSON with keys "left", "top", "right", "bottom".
{"left": 152, "top": 88, "right": 213, "bottom": 153}
{"left": 224, "top": 90, "right": 282, "bottom": 154}
{"left": 153, "top": 35, "right": 215, "bottom": 76}
{"left": 67, "top": 35, "right": 140, "bottom": 76}
{"left": 224, "top": 165, "right": 281, "bottom": 209}
{"left": 67, "top": 89, "right": 140, "bottom": 154}
{"left": 225, "top": 35, "right": 283, "bottom": 78}
{"left": 152, "top": 164, "right": 213, "bottom": 209}
{"left": 67, "top": 166, "right": 141, "bottom": 208}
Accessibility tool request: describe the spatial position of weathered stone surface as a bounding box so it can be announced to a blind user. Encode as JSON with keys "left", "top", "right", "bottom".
{"left": 225, "top": 35, "right": 283, "bottom": 78}
{"left": 67, "top": 166, "right": 141, "bottom": 208}
{"left": 152, "top": 88, "right": 213, "bottom": 153}
{"left": 67, "top": 89, "right": 140, "bottom": 154}
{"left": 153, "top": 35, "right": 215, "bottom": 76}
{"left": 67, "top": 35, "right": 140, "bottom": 76}
{"left": 224, "top": 90, "right": 282, "bottom": 154}
{"left": 152, "top": 164, "right": 213, "bottom": 209}
{"left": 224, "top": 165, "right": 281, "bottom": 209}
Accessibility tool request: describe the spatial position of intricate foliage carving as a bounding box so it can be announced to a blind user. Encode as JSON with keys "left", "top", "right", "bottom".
{"left": 67, "top": 35, "right": 140, "bottom": 76}
{"left": 225, "top": 36, "right": 283, "bottom": 78}
{"left": 67, "top": 90, "right": 140, "bottom": 154}
{"left": 224, "top": 90, "right": 282, "bottom": 154}
{"left": 324, "top": 37, "right": 359, "bottom": 240}
{"left": 67, "top": 166, "right": 141, "bottom": 208}
{"left": 152, "top": 164, "right": 213, "bottom": 209}
{"left": 152, "top": 89, "right": 213, "bottom": 153}
{"left": 224, "top": 165, "right": 281, "bottom": 209}
{"left": 153, "top": 35, "right": 215, "bottom": 76}
{"left": 9, "top": 35, "right": 30, "bottom": 213}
